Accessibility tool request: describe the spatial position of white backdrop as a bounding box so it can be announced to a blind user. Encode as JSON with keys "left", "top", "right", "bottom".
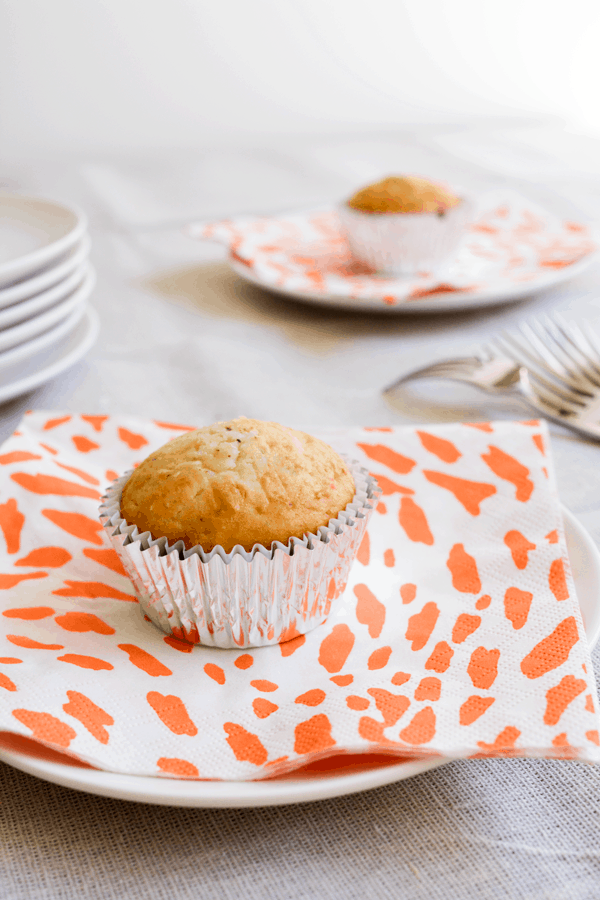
{"left": 1, "top": 0, "right": 600, "bottom": 159}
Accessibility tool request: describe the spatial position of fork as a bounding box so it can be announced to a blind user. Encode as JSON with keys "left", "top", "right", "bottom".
{"left": 383, "top": 315, "right": 600, "bottom": 441}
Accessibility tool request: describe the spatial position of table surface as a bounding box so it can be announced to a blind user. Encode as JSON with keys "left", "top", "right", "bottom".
{"left": 2, "top": 121, "right": 600, "bottom": 900}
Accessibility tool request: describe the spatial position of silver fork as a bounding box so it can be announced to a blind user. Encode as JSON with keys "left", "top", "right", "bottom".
{"left": 383, "top": 315, "right": 600, "bottom": 441}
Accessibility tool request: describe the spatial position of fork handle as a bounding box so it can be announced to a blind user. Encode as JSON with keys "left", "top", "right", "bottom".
{"left": 383, "top": 357, "right": 484, "bottom": 393}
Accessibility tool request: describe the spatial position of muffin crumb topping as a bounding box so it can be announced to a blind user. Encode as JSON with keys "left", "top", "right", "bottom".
{"left": 120, "top": 417, "right": 355, "bottom": 552}
{"left": 347, "top": 175, "right": 460, "bottom": 214}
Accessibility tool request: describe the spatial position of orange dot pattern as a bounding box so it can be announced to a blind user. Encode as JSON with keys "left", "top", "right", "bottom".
{"left": 0, "top": 413, "right": 597, "bottom": 780}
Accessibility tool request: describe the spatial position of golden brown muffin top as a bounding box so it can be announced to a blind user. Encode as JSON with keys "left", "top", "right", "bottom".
{"left": 120, "top": 417, "right": 356, "bottom": 553}
{"left": 347, "top": 175, "right": 460, "bottom": 214}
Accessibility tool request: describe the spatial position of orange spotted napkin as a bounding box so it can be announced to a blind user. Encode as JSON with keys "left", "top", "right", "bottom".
{"left": 0, "top": 413, "right": 598, "bottom": 780}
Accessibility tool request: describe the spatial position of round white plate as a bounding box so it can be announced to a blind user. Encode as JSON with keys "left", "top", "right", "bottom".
{"left": 0, "top": 265, "right": 95, "bottom": 354}
{"left": 0, "top": 194, "right": 87, "bottom": 289}
{"left": 0, "top": 306, "right": 99, "bottom": 405}
{"left": 0, "top": 301, "right": 89, "bottom": 373}
{"left": 0, "top": 260, "right": 89, "bottom": 331}
{"left": 0, "top": 234, "right": 91, "bottom": 309}
{"left": 230, "top": 252, "right": 598, "bottom": 314}
{"left": 0, "top": 506, "right": 596, "bottom": 808}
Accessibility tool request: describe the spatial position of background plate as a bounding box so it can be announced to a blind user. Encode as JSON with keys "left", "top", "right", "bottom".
{"left": 230, "top": 252, "right": 598, "bottom": 314}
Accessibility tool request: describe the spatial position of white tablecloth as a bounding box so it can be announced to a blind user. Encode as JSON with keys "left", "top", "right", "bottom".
{"left": 1, "top": 121, "right": 600, "bottom": 899}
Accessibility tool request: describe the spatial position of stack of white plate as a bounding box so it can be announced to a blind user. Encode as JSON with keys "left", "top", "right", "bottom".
{"left": 0, "top": 194, "right": 100, "bottom": 405}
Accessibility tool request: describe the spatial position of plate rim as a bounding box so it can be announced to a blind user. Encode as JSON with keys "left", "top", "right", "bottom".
{"left": 0, "top": 504, "right": 596, "bottom": 808}
{"left": 0, "top": 260, "right": 89, "bottom": 330}
{"left": 229, "top": 252, "right": 598, "bottom": 314}
{"left": 0, "top": 305, "right": 99, "bottom": 405}
{"left": 0, "top": 265, "right": 95, "bottom": 354}
{"left": 0, "top": 234, "right": 91, "bottom": 309}
{"left": 0, "top": 300, "right": 89, "bottom": 373}
{"left": 0, "top": 194, "right": 88, "bottom": 288}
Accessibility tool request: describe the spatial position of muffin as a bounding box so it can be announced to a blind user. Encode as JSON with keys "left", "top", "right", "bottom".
{"left": 347, "top": 176, "right": 460, "bottom": 215}
{"left": 121, "top": 418, "right": 356, "bottom": 554}
{"left": 100, "top": 418, "right": 379, "bottom": 649}
{"left": 339, "top": 175, "right": 471, "bottom": 276}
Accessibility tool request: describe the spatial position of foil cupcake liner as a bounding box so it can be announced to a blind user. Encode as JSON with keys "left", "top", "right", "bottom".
{"left": 99, "top": 459, "right": 380, "bottom": 649}
{"left": 338, "top": 196, "right": 472, "bottom": 276}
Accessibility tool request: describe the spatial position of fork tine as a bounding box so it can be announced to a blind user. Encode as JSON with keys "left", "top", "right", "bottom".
{"left": 518, "top": 369, "right": 584, "bottom": 418}
{"left": 493, "top": 332, "right": 595, "bottom": 398}
{"left": 525, "top": 318, "right": 582, "bottom": 373}
{"left": 531, "top": 318, "right": 600, "bottom": 390}
{"left": 517, "top": 321, "right": 566, "bottom": 372}
{"left": 549, "top": 315, "right": 600, "bottom": 382}
{"left": 493, "top": 330, "right": 553, "bottom": 371}
{"left": 526, "top": 366, "right": 588, "bottom": 408}
{"left": 555, "top": 314, "right": 600, "bottom": 365}
{"left": 575, "top": 324, "right": 600, "bottom": 369}
{"left": 493, "top": 332, "right": 587, "bottom": 407}
{"left": 493, "top": 334, "right": 588, "bottom": 406}
{"left": 525, "top": 388, "right": 579, "bottom": 420}
{"left": 526, "top": 371, "right": 587, "bottom": 411}
{"left": 519, "top": 320, "right": 597, "bottom": 392}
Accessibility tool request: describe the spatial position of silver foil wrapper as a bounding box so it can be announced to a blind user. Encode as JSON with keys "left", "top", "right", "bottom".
{"left": 99, "top": 460, "right": 380, "bottom": 649}
{"left": 338, "top": 197, "right": 472, "bottom": 276}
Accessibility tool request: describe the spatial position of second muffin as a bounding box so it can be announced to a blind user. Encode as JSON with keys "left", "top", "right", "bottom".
{"left": 339, "top": 174, "right": 471, "bottom": 276}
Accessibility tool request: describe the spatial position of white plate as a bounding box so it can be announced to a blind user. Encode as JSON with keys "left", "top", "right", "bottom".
{"left": 0, "top": 234, "right": 91, "bottom": 309}
{"left": 0, "top": 306, "right": 99, "bottom": 405}
{"left": 0, "top": 506, "right": 596, "bottom": 808}
{"left": 0, "top": 301, "right": 89, "bottom": 374}
{"left": 0, "top": 265, "right": 95, "bottom": 353}
{"left": 0, "top": 194, "right": 87, "bottom": 289}
{"left": 230, "top": 252, "right": 598, "bottom": 315}
{"left": 0, "top": 261, "right": 89, "bottom": 331}
{"left": 213, "top": 194, "right": 600, "bottom": 314}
